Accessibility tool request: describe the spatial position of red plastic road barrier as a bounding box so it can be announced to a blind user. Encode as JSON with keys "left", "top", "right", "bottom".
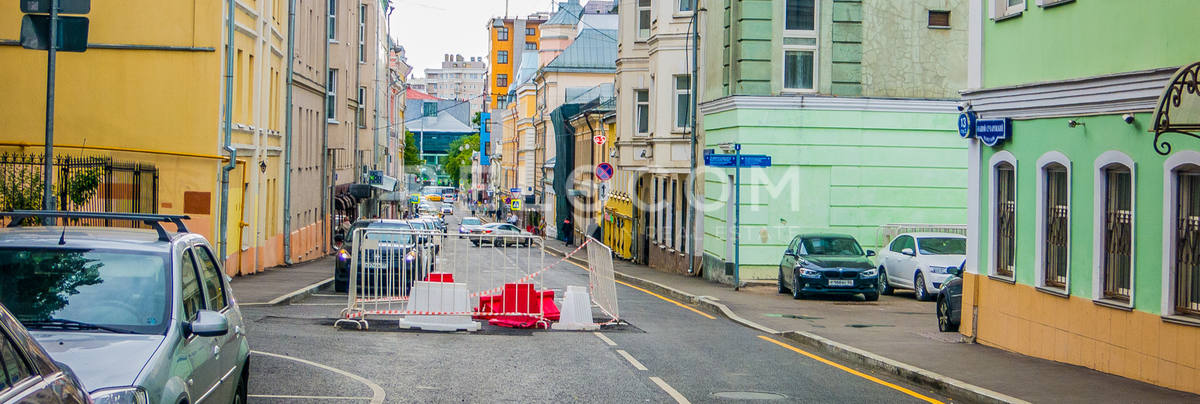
{"left": 426, "top": 272, "right": 455, "bottom": 282}
{"left": 474, "top": 283, "right": 560, "bottom": 328}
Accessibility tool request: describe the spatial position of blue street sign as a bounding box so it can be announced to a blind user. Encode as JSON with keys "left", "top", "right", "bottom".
{"left": 958, "top": 110, "right": 977, "bottom": 138}
{"left": 704, "top": 154, "right": 772, "bottom": 168}
{"left": 595, "top": 162, "right": 614, "bottom": 181}
{"left": 975, "top": 118, "right": 1012, "bottom": 147}
{"left": 509, "top": 187, "right": 520, "bottom": 194}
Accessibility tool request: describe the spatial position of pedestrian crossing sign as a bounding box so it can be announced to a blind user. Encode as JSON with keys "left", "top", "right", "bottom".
{"left": 511, "top": 200, "right": 522, "bottom": 211}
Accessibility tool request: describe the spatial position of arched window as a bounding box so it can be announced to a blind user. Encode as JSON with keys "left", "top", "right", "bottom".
{"left": 990, "top": 151, "right": 1017, "bottom": 278}
{"left": 1036, "top": 151, "right": 1071, "bottom": 291}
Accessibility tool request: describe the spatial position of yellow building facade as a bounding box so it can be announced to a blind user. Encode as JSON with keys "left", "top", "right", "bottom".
{"left": 487, "top": 15, "right": 545, "bottom": 110}
{"left": 0, "top": 0, "right": 288, "bottom": 276}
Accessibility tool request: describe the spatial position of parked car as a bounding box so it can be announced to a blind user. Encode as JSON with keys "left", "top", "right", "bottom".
{"left": 936, "top": 260, "right": 966, "bottom": 332}
{"left": 777, "top": 233, "right": 879, "bottom": 301}
{"left": 0, "top": 302, "right": 90, "bottom": 404}
{"left": 458, "top": 216, "right": 484, "bottom": 234}
{"left": 418, "top": 215, "right": 446, "bottom": 232}
{"left": 472, "top": 223, "right": 532, "bottom": 247}
{"left": 441, "top": 205, "right": 454, "bottom": 216}
{"left": 875, "top": 232, "right": 967, "bottom": 301}
{"left": 334, "top": 219, "right": 432, "bottom": 293}
{"left": 0, "top": 210, "right": 250, "bottom": 404}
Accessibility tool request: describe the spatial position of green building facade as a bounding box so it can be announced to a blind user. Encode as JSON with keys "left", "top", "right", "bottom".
{"left": 959, "top": 0, "right": 1200, "bottom": 393}
{"left": 698, "top": 0, "right": 971, "bottom": 282}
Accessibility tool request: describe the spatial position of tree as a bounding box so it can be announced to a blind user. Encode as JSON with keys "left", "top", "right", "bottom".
{"left": 441, "top": 134, "right": 479, "bottom": 187}
{"left": 403, "top": 131, "right": 424, "bottom": 167}
{"left": 471, "top": 112, "right": 482, "bottom": 127}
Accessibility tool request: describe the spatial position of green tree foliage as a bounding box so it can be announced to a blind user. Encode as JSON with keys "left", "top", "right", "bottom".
{"left": 442, "top": 134, "right": 479, "bottom": 188}
{"left": 404, "top": 131, "right": 424, "bottom": 167}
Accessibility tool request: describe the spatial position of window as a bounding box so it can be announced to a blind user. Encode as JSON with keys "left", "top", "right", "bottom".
{"left": 785, "top": 0, "right": 815, "bottom": 31}
{"left": 992, "top": 0, "right": 1025, "bottom": 20}
{"left": 525, "top": 42, "right": 538, "bottom": 50}
{"left": 1041, "top": 162, "right": 1069, "bottom": 289}
{"left": 357, "top": 87, "right": 366, "bottom": 128}
{"left": 194, "top": 246, "right": 228, "bottom": 312}
{"left": 1101, "top": 163, "right": 1132, "bottom": 301}
{"left": 422, "top": 101, "right": 437, "bottom": 117}
{"left": 526, "top": 27, "right": 537, "bottom": 36}
{"left": 0, "top": 331, "right": 34, "bottom": 390}
{"left": 890, "top": 235, "right": 914, "bottom": 253}
{"left": 496, "top": 74, "right": 508, "bottom": 88}
{"left": 784, "top": 50, "right": 815, "bottom": 90}
{"left": 637, "top": 0, "right": 651, "bottom": 40}
{"left": 679, "top": 0, "right": 694, "bottom": 12}
{"left": 673, "top": 75, "right": 691, "bottom": 130}
{"left": 928, "top": 10, "right": 950, "bottom": 28}
{"left": 995, "top": 161, "right": 1016, "bottom": 277}
{"left": 326, "top": 69, "right": 337, "bottom": 120}
{"left": 358, "top": 4, "right": 366, "bottom": 63}
{"left": 635, "top": 90, "right": 649, "bottom": 134}
{"left": 327, "top": 0, "right": 337, "bottom": 41}
{"left": 497, "top": 27, "right": 509, "bottom": 41}
{"left": 1175, "top": 168, "right": 1200, "bottom": 317}
{"left": 497, "top": 50, "right": 508, "bottom": 64}
{"left": 180, "top": 249, "right": 203, "bottom": 321}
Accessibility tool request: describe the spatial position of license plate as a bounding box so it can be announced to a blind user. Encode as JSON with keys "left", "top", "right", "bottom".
{"left": 828, "top": 279, "right": 854, "bottom": 287}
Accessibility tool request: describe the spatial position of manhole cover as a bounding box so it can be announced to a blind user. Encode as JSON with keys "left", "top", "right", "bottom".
{"left": 712, "top": 391, "right": 787, "bottom": 400}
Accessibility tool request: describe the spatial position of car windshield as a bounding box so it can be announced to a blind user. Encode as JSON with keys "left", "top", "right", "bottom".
{"left": 363, "top": 223, "right": 415, "bottom": 244}
{"left": 461, "top": 218, "right": 481, "bottom": 225}
{"left": 918, "top": 237, "right": 966, "bottom": 255}
{"left": 801, "top": 237, "right": 864, "bottom": 256}
{"left": 0, "top": 248, "right": 170, "bottom": 335}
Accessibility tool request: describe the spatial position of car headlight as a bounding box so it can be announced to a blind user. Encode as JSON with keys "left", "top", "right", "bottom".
{"left": 337, "top": 249, "right": 350, "bottom": 260}
{"left": 860, "top": 268, "right": 878, "bottom": 277}
{"left": 798, "top": 268, "right": 821, "bottom": 278}
{"left": 405, "top": 251, "right": 417, "bottom": 262}
{"left": 91, "top": 387, "right": 149, "bottom": 404}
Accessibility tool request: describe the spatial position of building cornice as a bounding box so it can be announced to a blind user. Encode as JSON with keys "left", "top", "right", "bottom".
{"left": 699, "top": 95, "right": 960, "bottom": 115}
{"left": 960, "top": 67, "right": 1178, "bottom": 119}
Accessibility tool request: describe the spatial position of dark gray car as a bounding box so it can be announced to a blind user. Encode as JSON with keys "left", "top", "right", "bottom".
{"left": 936, "top": 260, "right": 966, "bottom": 332}
{"left": 0, "top": 303, "right": 89, "bottom": 404}
{"left": 0, "top": 211, "right": 250, "bottom": 404}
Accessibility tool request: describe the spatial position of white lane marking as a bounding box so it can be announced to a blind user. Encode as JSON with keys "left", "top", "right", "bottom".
{"left": 248, "top": 394, "right": 371, "bottom": 400}
{"left": 251, "top": 350, "right": 385, "bottom": 404}
{"left": 593, "top": 332, "right": 617, "bottom": 346}
{"left": 616, "top": 349, "right": 648, "bottom": 371}
{"left": 649, "top": 377, "right": 691, "bottom": 404}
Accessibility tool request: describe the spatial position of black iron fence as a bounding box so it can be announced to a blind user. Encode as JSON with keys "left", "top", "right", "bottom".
{"left": 0, "top": 153, "right": 158, "bottom": 227}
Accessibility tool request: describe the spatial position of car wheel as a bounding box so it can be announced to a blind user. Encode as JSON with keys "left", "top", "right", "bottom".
{"left": 863, "top": 292, "right": 880, "bottom": 302}
{"left": 472, "top": 241, "right": 480, "bottom": 247}
{"left": 778, "top": 269, "right": 789, "bottom": 294}
{"left": 915, "top": 273, "right": 930, "bottom": 301}
{"left": 878, "top": 266, "right": 894, "bottom": 295}
{"left": 791, "top": 270, "right": 804, "bottom": 300}
{"left": 233, "top": 360, "right": 248, "bottom": 404}
{"left": 938, "top": 296, "right": 959, "bottom": 332}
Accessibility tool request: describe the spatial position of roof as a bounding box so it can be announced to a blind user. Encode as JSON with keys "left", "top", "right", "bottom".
{"left": 577, "top": 13, "right": 618, "bottom": 33}
{"left": 544, "top": 0, "right": 584, "bottom": 26}
{"left": 795, "top": 233, "right": 858, "bottom": 239}
{"left": 406, "top": 88, "right": 439, "bottom": 101}
{"left": 582, "top": 0, "right": 615, "bottom": 14}
{"left": 508, "top": 51, "right": 541, "bottom": 91}
{"left": 544, "top": 29, "right": 617, "bottom": 72}
{"left": 405, "top": 111, "right": 474, "bottom": 134}
{"left": 0, "top": 227, "right": 181, "bottom": 253}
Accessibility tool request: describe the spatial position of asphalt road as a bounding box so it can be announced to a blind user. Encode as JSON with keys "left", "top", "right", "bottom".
{"left": 239, "top": 212, "right": 953, "bottom": 403}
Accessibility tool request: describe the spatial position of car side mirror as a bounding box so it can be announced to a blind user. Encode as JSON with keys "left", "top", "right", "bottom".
{"left": 784, "top": 248, "right": 796, "bottom": 257}
{"left": 188, "top": 310, "right": 229, "bottom": 337}
{"left": 901, "top": 248, "right": 915, "bottom": 256}
{"left": 865, "top": 250, "right": 876, "bottom": 257}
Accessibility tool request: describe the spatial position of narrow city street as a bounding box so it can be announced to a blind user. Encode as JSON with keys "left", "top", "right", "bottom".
{"left": 238, "top": 214, "right": 952, "bottom": 403}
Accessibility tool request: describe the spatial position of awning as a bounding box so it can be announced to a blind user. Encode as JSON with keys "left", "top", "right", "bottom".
{"left": 1152, "top": 61, "right": 1200, "bottom": 155}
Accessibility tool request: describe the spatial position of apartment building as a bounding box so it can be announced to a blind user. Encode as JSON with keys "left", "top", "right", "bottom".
{"left": 424, "top": 54, "right": 488, "bottom": 115}
{"left": 487, "top": 13, "right": 549, "bottom": 110}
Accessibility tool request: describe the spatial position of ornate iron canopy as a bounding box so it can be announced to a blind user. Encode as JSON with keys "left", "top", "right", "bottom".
{"left": 1152, "top": 61, "right": 1200, "bottom": 155}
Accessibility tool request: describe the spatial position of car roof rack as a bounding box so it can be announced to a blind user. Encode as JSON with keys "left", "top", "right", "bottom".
{"left": 1, "top": 210, "right": 191, "bottom": 241}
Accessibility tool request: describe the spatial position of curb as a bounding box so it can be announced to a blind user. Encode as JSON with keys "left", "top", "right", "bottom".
{"left": 544, "top": 243, "right": 1025, "bottom": 404}
{"left": 241, "top": 277, "right": 334, "bottom": 307}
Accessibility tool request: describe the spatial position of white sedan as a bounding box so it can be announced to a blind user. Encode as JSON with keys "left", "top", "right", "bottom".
{"left": 875, "top": 232, "right": 966, "bottom": 301}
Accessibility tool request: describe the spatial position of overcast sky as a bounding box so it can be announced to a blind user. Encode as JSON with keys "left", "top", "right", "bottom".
{"left": 389, "top": 0, "right": 558, "bottom": 77}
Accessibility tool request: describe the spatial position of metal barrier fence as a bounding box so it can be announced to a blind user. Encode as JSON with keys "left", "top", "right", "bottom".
{"left": 335, "top": 225, "right": 553, "bottom": 330}
{"left": 586, "top": 237, "right": 620, "bottom": 323}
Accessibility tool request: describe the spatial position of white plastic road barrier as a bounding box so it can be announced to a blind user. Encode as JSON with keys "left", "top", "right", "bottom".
{"left": 586, "top": 237, "right": 620, "bottom": 324}
{"left": 552, "top": 286, "right": 598, "bottom": 331}
{"left": 398, "top": 281, "right": 481, "bottom": 332}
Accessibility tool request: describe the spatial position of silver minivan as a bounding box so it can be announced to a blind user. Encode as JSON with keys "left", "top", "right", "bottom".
{"left": 0, "top": 211, "right": 250, "bottom": 404}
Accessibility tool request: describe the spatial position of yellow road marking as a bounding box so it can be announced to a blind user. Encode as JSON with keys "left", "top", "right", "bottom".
{"left": 756, "top": 336, "right": 944, "bottom": 404}
{"left": 558, "top": 256, "right": 716, "bottom": 320}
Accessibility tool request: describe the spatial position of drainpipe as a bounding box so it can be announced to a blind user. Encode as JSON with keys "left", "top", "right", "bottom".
{"left": 321, "top": 0, "right": 331, "bottom": 254}
{"left": 282, "top": 0, "right": 296, "bottom": 265}
{"left": 220, "top": 0, "right": 237, "bottom": 263}
{"left": 687, "top": 7, "right": 701, "bottom": 275}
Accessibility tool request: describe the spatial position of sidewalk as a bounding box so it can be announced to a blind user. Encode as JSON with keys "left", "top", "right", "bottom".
{"left": 230, "top": 256, "right": 335, "bottom": 304}
{"left": 541, "top": 238, "right": 1199, "bottom": 403}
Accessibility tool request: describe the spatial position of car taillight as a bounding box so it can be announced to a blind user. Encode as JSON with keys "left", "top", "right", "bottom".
{"left": 484, "top": 230, "right": 492, "bottom": 234}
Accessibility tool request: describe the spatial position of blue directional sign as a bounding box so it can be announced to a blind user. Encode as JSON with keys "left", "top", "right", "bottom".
{"left": 975, "top": 118, "right": 1012, "bottom": 147}
{"left": 704, "top": 154, "right": 772, "bottom": 168}
{"left": 509, "top": 187, "right": 520, "bottom": 194}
